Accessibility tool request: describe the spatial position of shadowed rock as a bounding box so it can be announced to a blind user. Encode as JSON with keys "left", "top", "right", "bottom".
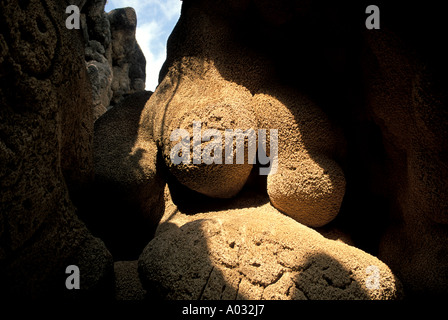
{"left": 139, "top": 0, "right": 346, "bottom": 227}
{"left": 0, "top": 0, "right": 113, "bottom": 299}
{"left": 139, "top": 188, "right": 403, "bottom": 300}
{"left": 81, "top": 91, "right": 165, "bottom": 260}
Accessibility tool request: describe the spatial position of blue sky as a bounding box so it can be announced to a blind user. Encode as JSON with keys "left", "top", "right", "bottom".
{"left": 105, "top": 0, "right": 182, "bottom": 91}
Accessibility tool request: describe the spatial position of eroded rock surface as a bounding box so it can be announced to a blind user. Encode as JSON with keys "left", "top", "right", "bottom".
{"left": 139, "top": 0, "right": 448, "bottom": 298}
{"left": 139, "top": 0, "right": 346, "bottom": 227}
{"left": 81, "top": 1, "right": 146, "bottom": 120}
{"left": 0, "top": 0, "right": 113, "bottom": 299}
{"left": 82, "top": 91, "right": 165, "bottom": 260}
{"left": 139, "top": 189, "right": 403, "bottom": 300}
{"left": 114, "top": 260, "right": 146, "bottom": 300}
{"left": 1, "top": 0, "right": 447, "bottom": 301}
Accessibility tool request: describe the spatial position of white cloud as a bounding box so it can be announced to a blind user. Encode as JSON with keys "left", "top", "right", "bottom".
{"left": 106, "top": 0, "right": 182, "bottom": 91}
{"left": 156, "top": 0, "right": 184, "bottom": 21}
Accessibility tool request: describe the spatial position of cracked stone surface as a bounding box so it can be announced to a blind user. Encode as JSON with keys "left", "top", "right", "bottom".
{"left": 138, "top": 189, "right": 403, "bottom": 300}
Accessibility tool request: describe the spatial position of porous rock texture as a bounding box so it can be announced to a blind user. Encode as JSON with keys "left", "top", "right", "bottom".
{"left": 108, "top": 7, "right": 146, "bottom": 105}
{"left": 252, "top": 87, "right": 346, "bottom": 227}
{"left": 360, "top": 3, "right": 448, "bottom": 297}
{"left": 0, "top": 0, "right": 113, "bottom": 299}
{"left": 114, "top": 260, "right": 146, "bottom": 300}
{"left": 81, "top": 1, "right": 146, "bottom": 120}
{"left": 139, "top": 0, "right": 346, "bottom": 227}
{"left": 139, "top": 188, "right": 403, "bottom": 300}
{"left": 139, "top": 0, "right": 448, "bottom": 299}
{"left": 1, "top": 0, "right": 447, "bottom": 301}
{"left": 141, "top": 59, "right": 257, "bottom": 199}
{"left": 81, "top": 0, "right": 113, "bottom": 120}
{"left": 82, "top": 91, "right": 165, "bottom": 260}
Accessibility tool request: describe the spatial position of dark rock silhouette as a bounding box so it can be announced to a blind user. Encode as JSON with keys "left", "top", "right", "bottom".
{"left": 0, "top": 0, "right": 112, "bottom": 299}
{"left": 80, "top": 91, "right": 166, "bottom": 261}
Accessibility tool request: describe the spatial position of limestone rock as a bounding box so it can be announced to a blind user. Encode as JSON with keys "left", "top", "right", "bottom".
{"left": 0, "top": 0, "right": 113, "bottom": 299}
{"left": 141, "top": 59, "right": 257, "bottom": 199}
{"left": 252, "top": 87, "right": 346, "bottom": 227}
{"left": 114, "top": 260, "right": 146, "bottom": 300}
{"left": 108, "top": 7, "right": 146, "bottom": 106}
{"left": 129, "top": 42, "right": 146, "bottom": 92}
{"left": 83, "top": 0, "right": 111, "bottom": 47}
{"left": 86, "top": 57, "right": 113, "bottom": 121}
{"left": 83, "top": 91, "right": 165, "bottom": 260}
{"left": 362, "top": 27, "right": 448, "bottom": 297}
{"left": 81, "top": 3, "right": 146, "bottom": 119}
{"left": 1, "top": 199, "right": 114, "bottom": 300}
{"left": 139, "top": 190, "right": 403, "bottom": 300}
{"left": 139, "top": 0, "right": 346, "bottom": 227}
{"left": 81, "top": 0, "right": 113, "bottom": 120}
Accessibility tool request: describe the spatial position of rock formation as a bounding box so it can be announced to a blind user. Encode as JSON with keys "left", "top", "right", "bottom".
{"left": 140, "top": 0, "right": 347, "bottom": 228}
{"left": 0, "top": 0, "right": 112, "bottom": 299}
{"left": 81, "top": 1, "right": 146, "bottom": 120}
{"left": 137, "top": 0, "right": 448, "bottom": 299}
{"left": 361, "top": 14, "right": 448, "bottom": 297}
{"left": 108, "top": 7, "right": 146, "bottom": 105}
{"left": 1, "top": 0, "right": 447, "bottom": 301}
{"left": 114, "top": 260, "right": 147, "bottom": 300}
{"left": 82, "top": 90, "right": 166, "bottom": 260}
{"left": 139, "top": 188, "right": 403, "bottom": 300}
